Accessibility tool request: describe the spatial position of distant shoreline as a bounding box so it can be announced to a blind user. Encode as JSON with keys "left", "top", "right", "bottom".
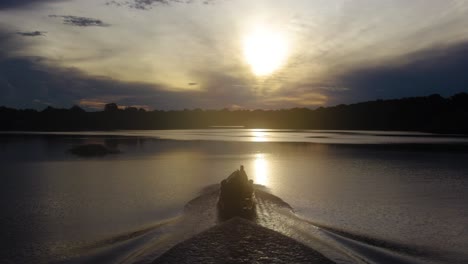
{"left": 1, "top": 93, "right": 467, "bottom": 134}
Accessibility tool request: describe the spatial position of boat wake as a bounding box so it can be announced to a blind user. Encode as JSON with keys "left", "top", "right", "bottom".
{"left": 55, "top": 185, "right": 455, "bottom": 264}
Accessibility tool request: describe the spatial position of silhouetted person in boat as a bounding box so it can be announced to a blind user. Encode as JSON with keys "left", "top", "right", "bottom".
{"left": 218, "top": 166, "right": 256, "bottom": 220}
{"left": 240, "top": 165, "right": 248, "bottom": 183}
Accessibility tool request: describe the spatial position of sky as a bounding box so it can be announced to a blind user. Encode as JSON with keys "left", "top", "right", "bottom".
{"left": 1, "top": 0, "right": 468, "bottom": 110}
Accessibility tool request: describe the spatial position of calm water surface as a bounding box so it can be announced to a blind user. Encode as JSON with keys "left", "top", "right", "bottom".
{"left": 1, "top": 130, "right": 467, "bottom": 263}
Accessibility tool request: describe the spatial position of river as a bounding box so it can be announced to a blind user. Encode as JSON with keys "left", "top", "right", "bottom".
{"left": 1, "top": 130, "right": 467, "bottom": 263}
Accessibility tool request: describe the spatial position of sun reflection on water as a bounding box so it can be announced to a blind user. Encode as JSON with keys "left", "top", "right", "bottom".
{"left": 251, "top": 130, "right": 268, "bottom": 142}
{"left": 253, "top": 153, "right": 269, "bottom": 186}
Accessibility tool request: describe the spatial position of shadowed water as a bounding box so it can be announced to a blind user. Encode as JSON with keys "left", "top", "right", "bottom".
{"left": 0, "top": 130, "right": 467, "bottom": 263}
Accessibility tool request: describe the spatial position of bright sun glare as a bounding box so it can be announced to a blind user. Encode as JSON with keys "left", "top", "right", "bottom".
{"left": 251, "top": 129, "right": 268, "bottom": 142}
{"left": 243, "top": 26, "right": 289, "bottom": 76}
{"left": 254, "top": 153, "right": 269, "bottom": 186}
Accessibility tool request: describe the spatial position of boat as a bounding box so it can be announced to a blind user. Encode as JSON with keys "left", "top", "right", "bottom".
{"left": 153, "top": 217, "right": 334, "bottom": 264}
{"left": 217, "top": 166, "right": 256, "bottom": 220}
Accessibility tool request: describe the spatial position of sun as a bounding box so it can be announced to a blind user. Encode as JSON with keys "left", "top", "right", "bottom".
{"left": 243, "top": 26, "right": 289, "bottom": 76}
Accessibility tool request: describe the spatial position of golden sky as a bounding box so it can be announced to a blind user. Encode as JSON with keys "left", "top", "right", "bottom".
{"left": 1, "top": 0, "right": 468, "bottom": 109}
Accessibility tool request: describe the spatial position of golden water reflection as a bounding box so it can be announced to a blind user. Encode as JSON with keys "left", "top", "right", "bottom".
{"left": 251, "top": 130, "right": 268, "bottom": 142}
{"left": 253, "top": 153, "right": 269, "bottom": 186}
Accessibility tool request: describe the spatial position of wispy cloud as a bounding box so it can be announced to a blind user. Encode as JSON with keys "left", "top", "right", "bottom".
{"left": 106, "top": 0, "right": 174, "bottom": 10}
{"left": 263, "top": 92, "right": 328, "bottom": 107}
{"left": 78, "top": 99, "right": 150, "bottom": 111}
{"left": 49, "top": 15, "right": 110, "bottom": 27}
{"left": 77, "top": 99, "right": 108, "bottom": 110}
{"left": 106, "top": 0, "right": 217, "bottom": 10}
{"left": 16, "top": 31, "right": 46, "bottom": 37}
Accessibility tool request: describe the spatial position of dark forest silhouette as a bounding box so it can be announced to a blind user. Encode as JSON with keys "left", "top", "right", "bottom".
{"left": 1, "top": 93, "right": 467, "bottom": 133}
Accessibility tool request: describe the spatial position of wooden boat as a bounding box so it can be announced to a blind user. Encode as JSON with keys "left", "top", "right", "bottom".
{"left": 153, "top": 217, "right": 334, "bottom": 264}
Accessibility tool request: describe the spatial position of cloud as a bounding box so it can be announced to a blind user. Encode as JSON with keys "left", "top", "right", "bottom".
{"left": 106, "top": 0, "right": 217, "bottom": 10}
{"left": 106, "top": 0, "right": 176, "bottom": 10}
{"left": 333, "top": 40, "right": 468, "bottom": 104}
{"left": 262, "top": 90, "right": 328, "bottom": 108}
{"left": 78, "top": 99, "right": 150, "bottom": 110}
{"left": 48, "top": 15, "right": 110, "bottom": 27}
{"left": 77, "top": 99, "right": 108, "bottom": 110}
{"left": 0, "top": 27, "right": 256, "bottom": 110}
{"left": 0, "top": 0, "right": 65, "bottom": 10}
{"left": 0, "top": 49, "right": 300, "bottom": 110}
{"left": 0, "top": 55, "right": 190, "bottom": 110}
{"left": 0, "top": 31, "right": 160, "bottom": 109}
{"left": 4, "top": 2, "right": 468, "bottom": 110}
{"left": 0, "top": 32, "right": 248, "bottom": 110}
{"left": 16, "top": 31, "right": 46, "bottom": 37}
{"left": 0, "top": 30, "right": 29, "bottom": 59}
{"left": 226, "top": 104, "right": 243, "bottom": 110}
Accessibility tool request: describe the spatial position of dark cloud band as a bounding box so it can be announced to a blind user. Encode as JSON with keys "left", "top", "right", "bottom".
{"left": 0, "top": 0, "right": 64, "bottom": 10}
{"left": 49, "top": 15, "right": 110, "bottom": 27}
{"left": 106, "top": 0, "right": 216, "bottom": 10}
{"left": 332, "top": 41, "right": 468, "bottom": 104}
{"left": 16, "top": 31, "right": 46, "bottom": 37}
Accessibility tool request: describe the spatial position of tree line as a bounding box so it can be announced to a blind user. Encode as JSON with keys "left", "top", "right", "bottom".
{"left": 1, "top": 93, "right": 467, "bottom": 133}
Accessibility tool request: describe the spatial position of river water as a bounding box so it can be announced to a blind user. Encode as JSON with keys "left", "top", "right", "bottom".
{"left": 1, "top": 130, "right": 467, "bottom": 263}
